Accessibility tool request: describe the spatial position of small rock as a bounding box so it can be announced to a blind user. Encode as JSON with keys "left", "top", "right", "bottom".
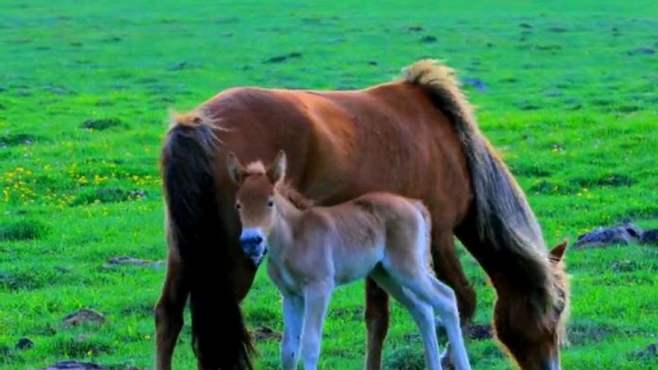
{"left": 15, "top": 336, "right": 34, "bottom": 350}
{"left": 420, "top": 35, "right": 437, "bottom": 43}
{"left": 252, "top": 325, "right": 282, "bottom": 341}
{"left": 632, "top": 342, "right": 658, "bottom": 360}
{"left": 107, "top": 256, "right": 150, "bottom": 266}
{"left": 167, "top": 61, "right": 189, "bottom": 71}
{"left": 466, "top": 323, "right": 492, "bottom": 340}
{"left": 573, "top": 222, "right": 642, "bottom": 249}
{"left": 640, "top": 229, "right": 658, "bottom": 245}
{"left": 63, "top": 308, "right": 105, "bottom": 327}
{"left": 263, "top": 52, "right": 302, "bottom": 64}
{"left": 81, "top": 118, "right": 122, "bottom": 130}
{"left": 104, "top": 256, "right": 164, "bottom": 269}
{"left": 128, "top": 190, "right": 146, "bottom": 199}
{"left": 101, "top": 36, "right": 122, "bottom": 43}
{"left": 462, "top": 77, "right": 487, "bottom": 92}
{"left": 627, "top": 47, "right": 655, "bottom": 56}
{"left": 43, "top": 361, "right": 106, "bottom": 370}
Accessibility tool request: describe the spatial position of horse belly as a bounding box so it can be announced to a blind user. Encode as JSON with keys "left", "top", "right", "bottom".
{"left": 332, "top": 243, "right": 383, "bottom": 286}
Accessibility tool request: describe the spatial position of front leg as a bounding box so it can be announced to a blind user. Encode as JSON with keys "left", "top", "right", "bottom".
{"left": 365, "top": 277, "right": 390, "bottom": 370}
{"left": 281, "top": 293, "right": 305, "bottom": 370}
{"left": 301, "top": 281, "right": 333, "bottom": 370}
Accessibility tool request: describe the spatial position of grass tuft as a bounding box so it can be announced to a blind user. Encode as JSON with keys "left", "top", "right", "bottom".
{"left": 0, "top": 219, "right": 47, "bottom": 241}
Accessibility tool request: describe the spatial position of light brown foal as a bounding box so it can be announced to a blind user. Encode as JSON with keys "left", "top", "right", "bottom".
{"left": 227, "top": 151, "right": 472, "bottom": 370}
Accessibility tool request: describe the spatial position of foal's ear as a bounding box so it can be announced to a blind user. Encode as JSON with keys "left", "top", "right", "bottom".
{"left": 267, "top": 150, "right": 287, "bottom": 185}
{"left": 549, "top": 240, "right": 568, "bottom": 262}
{"left": 227, "top": 152, "right": 245, "bottom": 184}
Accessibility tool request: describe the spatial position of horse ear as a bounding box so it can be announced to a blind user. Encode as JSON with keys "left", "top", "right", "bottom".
{"left": 226, "top": 152, "right": 245, "bottom": 184}
{"left": 549, "top": 240, "right": 568, "bottom": 262}
{"left": 267, "top": 150, "right": 287, "bottom": 184}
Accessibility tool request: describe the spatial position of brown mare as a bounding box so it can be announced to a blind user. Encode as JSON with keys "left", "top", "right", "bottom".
{"left": 157, "top": 60, "right": 570, "bottom": 370}
{"left": 226, "top": 151, "right": 471, "bottom": 370}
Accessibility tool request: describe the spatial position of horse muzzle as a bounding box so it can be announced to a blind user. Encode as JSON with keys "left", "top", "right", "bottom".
{"left": 239, "top": 228, "right": 267, "bottom": 267}
{"left": 540, "top": 357, "right": 561, "bottom": 370}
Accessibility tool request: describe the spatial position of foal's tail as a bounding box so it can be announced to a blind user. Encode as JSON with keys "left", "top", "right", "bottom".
{"left": 162, "top": 112, "right": 253, "bottom": 369}
{"left": 412, "top": 200, "right": 434, "bottom": 271}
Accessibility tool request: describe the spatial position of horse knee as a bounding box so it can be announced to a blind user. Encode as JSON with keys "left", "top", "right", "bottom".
{"left": 154, "top": 302, "right": 166, "bottom": 327}
{"left": 155, "top": 301, "right": 183, "bottom": 332}
{"left": 455, "top": 284, "right": 476, "bottom": 321}
{"left": 302, "top": 336, "right": 321, "bottom": 366}
{"left": 432, "top": 287, "right": 459, "bottom": 321}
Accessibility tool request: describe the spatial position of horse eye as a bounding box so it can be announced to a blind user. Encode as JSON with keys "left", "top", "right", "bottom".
{"left": 267, "top": 200, "right": 274, "bottom": 207}
{"left": 235, "top": 203, "right": 241, "bottom": 210}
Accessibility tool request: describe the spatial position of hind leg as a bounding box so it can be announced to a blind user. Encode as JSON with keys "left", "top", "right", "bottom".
{"left": 371, "top": 268, "right": 443, "bottom": 370}
{"left": 401, "top": 273, "right": 472, "bottom": 370}
{"left": 155, "top": 251, "right": 188, "bottom": 370}
{"left": 364, "top": 278, "right": 389, "bottom": 370}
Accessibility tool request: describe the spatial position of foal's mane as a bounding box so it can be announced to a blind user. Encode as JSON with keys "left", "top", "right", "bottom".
{"left": 244, "top": 161, "right": 315, "bottom": 210}
{"left": 277, "top": 183, "right": 315, "bottom": 210}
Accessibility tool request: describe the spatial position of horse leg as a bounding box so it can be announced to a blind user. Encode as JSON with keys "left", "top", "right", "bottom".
{"left": 364, "top": 278, "right": 389, "bottom": 370}
{"left": 301, "top": 281, "right": 333, "bottom": 370}
{"left": 281, "top": 293, "right": 305, "bottom": 370}
{"left": 402, "top": 274, "right": 472, "bottom": 370}
{"left": 155, "top": 252, "right": 188, "bottom": 370}
{"left": 370, "top": 269, "right": 442, "bottom": 370}
{"left": 431, "top": 228, "right": 476, "bottom": 323}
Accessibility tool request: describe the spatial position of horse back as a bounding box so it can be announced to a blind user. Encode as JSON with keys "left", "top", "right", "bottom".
{"left": 200, "top": 83, "right": 471, "bottom": 231}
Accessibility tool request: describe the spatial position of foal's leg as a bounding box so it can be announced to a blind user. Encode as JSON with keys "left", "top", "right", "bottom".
{"left": 281, "top": 293, "right": 305, "bottom": 370}
{"left": 301, "top": 281, "right": 333, "bottom": 370}
{"left": 370, "top": 269, "right": 442, "bottom": 370}
{"left": 155, "top": 252, "right": 188, "bottom": 370}
{"left": 402, "top": 274, "right": 472, "bottom": 370}
{"left": 364, "top": 278, "right": 389, "bottom": 370}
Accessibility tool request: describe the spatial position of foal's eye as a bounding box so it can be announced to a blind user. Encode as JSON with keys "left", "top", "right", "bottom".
{"left": 267, "top": 199, "right": 274, "bottom": 208}
{"left": 235, "top": 203, "right": 241, "bottom": 210}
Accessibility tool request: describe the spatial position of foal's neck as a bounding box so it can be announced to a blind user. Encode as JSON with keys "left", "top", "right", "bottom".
{"left": 268, "top": 192, "right": 304, "bottom": 257}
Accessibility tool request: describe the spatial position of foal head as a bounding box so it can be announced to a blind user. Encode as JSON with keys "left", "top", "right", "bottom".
{"left": 227, "top": 151, "right": 287, "bottom": 266}
{"left": 494, "top": 241, "right": 570, "bottom": 370}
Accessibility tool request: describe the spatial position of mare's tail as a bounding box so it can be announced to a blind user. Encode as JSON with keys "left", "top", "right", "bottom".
{"left": 162, "top": 112, "right": 253, "bottom": 369}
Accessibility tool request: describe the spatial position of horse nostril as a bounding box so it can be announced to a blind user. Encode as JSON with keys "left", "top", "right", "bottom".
{"left": 240, "top": 235, "right": 264, "bottom": 247}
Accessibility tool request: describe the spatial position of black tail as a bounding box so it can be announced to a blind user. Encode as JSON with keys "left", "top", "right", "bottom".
{"left": 162, "top": 119, "right": 253, "bottom": 370}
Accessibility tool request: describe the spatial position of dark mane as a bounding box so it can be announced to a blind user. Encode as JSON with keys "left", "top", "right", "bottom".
{"left": 278, "top": 182, "right": 315, "bottom": 210}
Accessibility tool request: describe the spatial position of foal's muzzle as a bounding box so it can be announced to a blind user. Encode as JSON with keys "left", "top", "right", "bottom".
{"left": 239, "top": 228, "right": 267, "bottom": 267}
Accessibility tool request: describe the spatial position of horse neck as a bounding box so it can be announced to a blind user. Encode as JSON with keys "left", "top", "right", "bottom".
{"left": 267, "top": 192, "right": 303, "bottom": 258}
{"left": 456, "top": 220, "right": 553, "bottom": 301}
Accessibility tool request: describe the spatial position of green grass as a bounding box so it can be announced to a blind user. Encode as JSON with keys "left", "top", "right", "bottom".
{"left": 1, "top": 0, "right": 657, "bottom": 369}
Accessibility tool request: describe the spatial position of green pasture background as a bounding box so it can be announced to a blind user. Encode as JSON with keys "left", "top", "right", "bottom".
{"left": 1, "top": 1, "right": 657, "bottom": 369}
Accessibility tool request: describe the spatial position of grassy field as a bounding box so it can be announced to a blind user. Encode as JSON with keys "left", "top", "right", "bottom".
{"left": 1, "top": 0, "right": 657, "bottom": 369}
